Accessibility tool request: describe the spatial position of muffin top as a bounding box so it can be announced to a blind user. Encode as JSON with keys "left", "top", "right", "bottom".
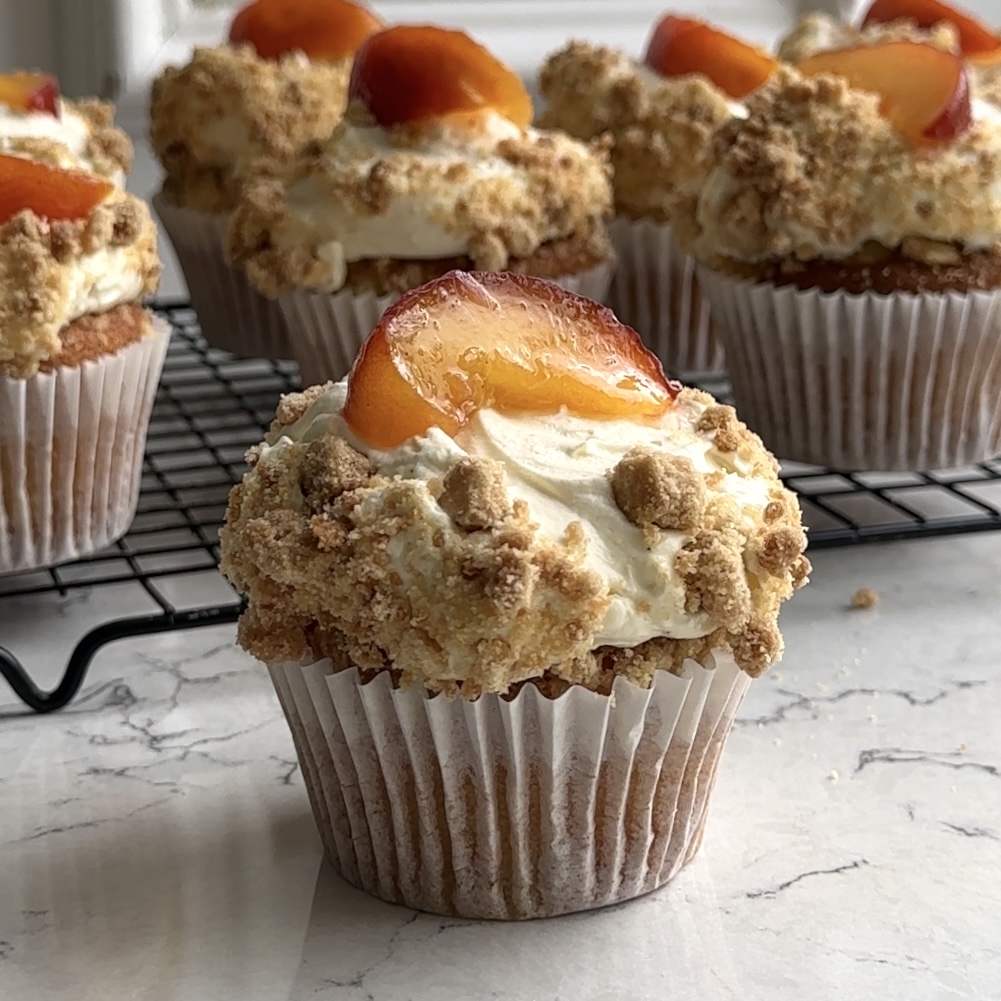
{"left": 0, "top": 72, "right": 132, "bottom": 185}
{"left": 538, "top": 19, "right": 777, "bottom": 222}
{"left": 149, "top": 0, "right": 383, "bottom": 214}
{"left": 0, "top": 156, "right": 160, "bottom": 379}
{"left": 220, "top": 271, "right": 808, "bottom": 696}
{"left": 692, "top": 63, "right": 1001, "bottom": 274}
{"left": 227, "top": 26, "right": 613, "bottom": 298}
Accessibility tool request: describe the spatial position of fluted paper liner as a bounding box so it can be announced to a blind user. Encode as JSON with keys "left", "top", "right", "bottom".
{"left": 153, "top": 196, "right": 293, "bottom": 360}
{"left": 279, "top": 260, "right": 616, "bottom": 386}
{"left": 0, "top": 318, "right": 170, "bottom": 573}
{"left": 609, "top": 217, "right": 725, "bottom": 376}
{"left": 270, "top": 652, "right": 749, "bottom": 920}
{"left": 700, "top": 269, "right": 1001, "bottom": 470}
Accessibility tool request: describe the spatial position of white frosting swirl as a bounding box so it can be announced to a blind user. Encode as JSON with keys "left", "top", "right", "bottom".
{"left": 263, "top": 381, "right": 772, "bottom": 648}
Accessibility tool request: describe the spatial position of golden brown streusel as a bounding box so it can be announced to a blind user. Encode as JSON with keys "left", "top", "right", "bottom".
{"left": 0, "top": 192, "right": 160, "bottom": 378}
{"left": 150, "top": 44, "right": 352, "bottom": 214}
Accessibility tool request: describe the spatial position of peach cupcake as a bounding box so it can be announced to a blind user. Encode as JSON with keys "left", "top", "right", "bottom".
{"left": 0, "top": 156, "right": 166, "bottom": 573}
{"left": 691, "top": 52, "right": 1001, "bottom": 471}
{"left": 219, "top": 270, "right": 810, "bottom": 919}
{"left": 149, "top": 0, "right": 383, "bottom": 359}
{"left": 539, "top": 15, "right": 778, "bottom": 375}
{"left": 228, "top": 25, "right": 616, "bottom": 385}
{"left": 0, "top": 70, "right": 132, "bottom": 185}
{"left": 778, "top": 0, "right": 1001, "bottom": 104}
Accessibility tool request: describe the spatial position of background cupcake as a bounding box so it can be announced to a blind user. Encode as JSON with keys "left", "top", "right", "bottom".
{"left": 228, "top": 25, "right": 616, "bottom": 385}
{"left": 539, "top": 16, "right": 778, "bottom": 375}
{"left": 0, "top": 156, "right": 166, "bottom": 573}
{"left": 220, "top": 270, "right": 809, "bottom": 919}
{"left": 149, "top": 0, "right": 383, "bottom": 359}
{"left": 691, "top": 57, "right": 1001, "bottom": 471}
{"left": 0, "top": 70, "right": 132, "bottom": 186}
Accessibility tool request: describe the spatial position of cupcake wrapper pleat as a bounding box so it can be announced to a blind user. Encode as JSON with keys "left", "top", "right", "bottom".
{"left": 0, "top": 318, "right": 170, "bottom": 573}
{"left": 700, "top": 269, "right": 1001, "bottom": 470}
{"left": 153, "top": 196, "right": 293, "bottom": 360}
{"left": 270, "top": 653, "right": 749, "bottom": 920}
{"left": 279, "top": 260, "right": 616, "bottom": 387}
{"left": 609, "top": 218, "right": 725, "bottom": 377}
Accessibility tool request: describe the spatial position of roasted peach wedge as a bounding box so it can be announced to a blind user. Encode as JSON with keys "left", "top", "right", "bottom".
{"left": 229, "top": 0, "right": 382, "bottom": 62}
{"left": 348, "top": 25, "right": 534, "bottom": 129}
{"left": 644, "top": 15, "right": 778, "bottom": 99}
{"left": 342, "top": 271, "right": 678, "bottom": 450}
{"left": 0, "top": 154, "right": 113, "bottom": 226}
{"left": 861, "top": 0, "right": 1001, "bottom": 63}
{"left": 0, "top": 71, "right": 60, "bottom": 117}
{"left": 798, "top": 41, "right": 971, "bottom": 145}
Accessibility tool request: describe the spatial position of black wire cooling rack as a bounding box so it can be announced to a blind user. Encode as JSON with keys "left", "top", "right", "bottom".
{"left": 2, "top": 299, "right": 1001, "bottom": 714}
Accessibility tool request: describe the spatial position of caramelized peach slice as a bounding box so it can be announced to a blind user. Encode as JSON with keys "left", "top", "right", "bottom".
{"left": 798, "top": 42, "right": 971, "bottom": 145}
{"left": 0, "top": 154, "right": 112, "bottom": 226}
{"left": 0, "top": 71, "right": 60, "bottom": 117}
{"left": 644, "top": 15, "right": 778, "bottom": 99}
{"left": 343, "top": 271, "right": 677, "bottom": 450}
{"left": 229, "top": 0, "right": 382, "bottom": 62}
{"left": 861, "top": 0, "right": 1001, "bottom": 61}
{"left": 348, "top": 25, "right": 533, "bottom": 129}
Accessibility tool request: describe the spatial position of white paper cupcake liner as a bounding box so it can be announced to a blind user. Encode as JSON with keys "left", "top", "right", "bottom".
{"left": 153, "top": 196, "right": 293, "bottom": 360}
{"left": 700, "top": 269, "right": 1001, "bottom": 471}
{"left": 279, "top": 260, "right": 616, "bottom": 387}
{"left": 270, "top": 651, "right": 750, "bottom": 920}
{"left": 609, "top": 217, "right": 725, "bottom": 377}
{"left": 0, "top": 317, "right": 170, "bottom": 574}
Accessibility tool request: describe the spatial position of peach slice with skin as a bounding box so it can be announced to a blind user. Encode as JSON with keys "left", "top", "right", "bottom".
{"left": 798, "top": 41, "right": 972, "bottom": 145}
{"left": 644, "top": 15, "right": 778, "bottom": 99}
{"left": 0, "top": 154, "right": 113, "bottom": 226}
{"left": 861, "top": 0, "right": 1001, "bottom": 62}
{"left": 342, "top": 271, "right": 678, "bottom": 450}
{"left": 229, "top": 0, "right": 382, "bottom": 62}
{"left": 0, "top": 71, "right": 60, "bottom": 117}
{"left": 348, "top": 25, "right": 534, "bottom": 129}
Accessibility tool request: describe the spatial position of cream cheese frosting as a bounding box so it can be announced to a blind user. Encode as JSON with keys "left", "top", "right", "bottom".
{"left": 262, "top": 380, "right": 780, "bottom": 648}
{"left": 694, "top": 68, "right": 1001, "bottom": 266}
{"left": 227, "top": 107, "right": 613, "bottom": 297}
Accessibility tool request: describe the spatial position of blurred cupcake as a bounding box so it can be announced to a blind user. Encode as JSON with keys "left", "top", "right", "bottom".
{"left": 778, "top": 0, "right": 1001, "bottom": 104}
{"left": 539, "top": 16, "right": 778, "bottom": 375}
{"left": 691, "top": 56, "right": 1001, "bottom": 470}
{"left": 0, "top": 155, "right": 166, "bottom": 573}
{"left": 149, "top": 0, "right": 383, "bottom": 359}
{"left": 228, "top": 25, "right": 616, "bottom": 385}
{"left": 220, "top": 269, "right": 809, "bottom": 919}
{"left": 0, "top": 70, "right": 132, "bottom": 185}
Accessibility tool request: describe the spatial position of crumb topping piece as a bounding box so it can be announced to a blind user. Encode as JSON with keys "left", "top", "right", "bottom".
{"left": 538, "top": 40, "right": 735, "bottom": 222}
{"left": 693, "top": 66, "right": 1001, "bottom": 268}
{"left": 149, "top": 45, "right": 353, "bottom": 214}
{"left": 0, "top": 186, "right": 160, "bottom": 377}
{"left": 439, "top": 457, "right": 512, "bottom": 531}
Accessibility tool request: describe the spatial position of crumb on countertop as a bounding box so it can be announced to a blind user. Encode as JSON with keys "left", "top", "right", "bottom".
{"left": 850, "top": 587, "right": 879, "bottom": 610}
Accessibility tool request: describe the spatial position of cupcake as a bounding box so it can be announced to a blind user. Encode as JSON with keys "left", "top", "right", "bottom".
{"left": 539, "top": 16, "right": 777, "bottom": 374}
{"left": 149, "top": 0, "right": 383, "bottom": 359}
{"left": 690, "top": 54, "right": 1001, "bottom": 471}
{"left": 778, "top": 0, "right": 1001, "bottom": 104}
{"left": 226, "top": 24, "right": 616, "bottom": 385}
{"left": 219, "top": 270, "right": 809, "bottom": 919}
{"left": 0, "top": 70, "right": 132, "bottom": 185}
{"left": 0, "top": 156, "right": 167, "bottom": 573}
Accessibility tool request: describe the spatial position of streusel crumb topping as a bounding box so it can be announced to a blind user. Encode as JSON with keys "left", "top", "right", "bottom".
{"left": 149, "top": 44, "right": 352, "bottom": 214}
{"left": 0, "top": 191, "right": 160, "bottom": 377}
{"left": 221, "top": 386, "right": 808, "bottom": 696}
{"left": 227, "top": 105, "right": 613, "bottom": 297}
{"left": 539, "top": 40, "right": 738, "bottom": 222}
{"left": 693, "top": 68, "right": 1001, "bottom": 268}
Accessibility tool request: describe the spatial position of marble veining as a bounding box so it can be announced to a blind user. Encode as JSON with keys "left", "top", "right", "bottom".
{"left": 1, "top": 534, "right": 1000, "bottom": 1000}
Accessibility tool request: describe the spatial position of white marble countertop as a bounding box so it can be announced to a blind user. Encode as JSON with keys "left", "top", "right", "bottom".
{"left": 2, "top": 532, "right": 999, "bottom": 1000}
